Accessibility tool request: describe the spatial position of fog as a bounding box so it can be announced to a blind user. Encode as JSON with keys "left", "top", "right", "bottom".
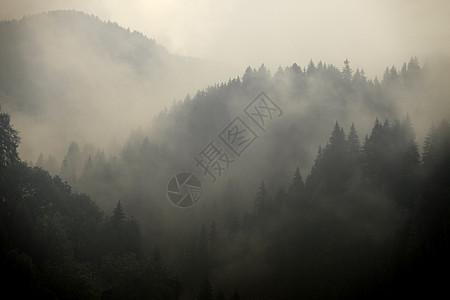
{"left": 0, "top": 10, "right": 234, "bottom": 161}
{"left": 2, "top": 0, "right": 449, "bottom": 162}
{"left": 1, "top": 1, "right": 450, "bottom": 299}
{"left": 1, "top": 0, "right": 450, "bottom": 78}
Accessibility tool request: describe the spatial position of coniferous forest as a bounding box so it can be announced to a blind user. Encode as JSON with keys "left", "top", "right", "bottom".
{"left": 1, "top": 9, "right": 450, "bottom": 300}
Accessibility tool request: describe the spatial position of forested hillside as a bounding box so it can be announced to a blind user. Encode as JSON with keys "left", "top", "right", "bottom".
{"left": 2, "top": 55, "right": 449, "bottom": 298}
{"left": 2, "top": 105, "right": 450, "bottom": 298}
{"left": 1, "top": 8, "right": 450, "bottom": 300}
{"left": 1, "top": 110, "right": 180, "bottom": 298}
{"left": 0, "top": 10, "right": 231, "bottom": 161}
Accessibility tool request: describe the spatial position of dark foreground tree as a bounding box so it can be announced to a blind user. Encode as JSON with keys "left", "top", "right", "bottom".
{"left": 0, "top": 109, "right": 20, "bottom": 170}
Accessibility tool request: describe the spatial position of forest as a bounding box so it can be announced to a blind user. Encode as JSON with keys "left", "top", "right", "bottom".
{"left": 2, "top": 63, "right": 450, "bottom": 298}
{"left": 1, "top": 9, "right": 450, "bottom": 300}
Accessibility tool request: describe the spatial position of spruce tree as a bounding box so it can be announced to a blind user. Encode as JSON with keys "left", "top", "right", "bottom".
{"left": 112, "top": 201, "right": 125, "bottom": 226}
{"left": 0, "top": 110, "right": 20, "bottom": 170}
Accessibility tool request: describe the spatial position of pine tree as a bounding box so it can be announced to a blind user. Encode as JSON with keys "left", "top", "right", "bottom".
{"left": 60, "top": 157, "right": 77, "bottom": 184}
{"left": 66, "top": 141, "right": 82, "bottom": 174}
{"left": 306, "top": 146, "right": 323, "bottom": 188}
{"left": 327, "top": 122, "right": 346, "bottom": 151}
{"left": 342, "top": 59, "right": 352, "bottom": 81}
{"left": 253, "top": 181, "right": 269, "bottom": 216}
{"left": 36, "top": 153, "right": 45, "bottom": 168}
{"left": 352, "top": 68, "right": 362, "bottom": 83}
{"left": 292, "top": 166, "right": 304, "bottom": 187}
{"left": 314, "top": 146, "right": 323, "bottom": 168}
{"left": 422, "top": 124, "right": 438, "bottom": 165}
{"left": 360, "top": 68, "right": 367, "bottom": 82}
{"left": 290, "top": 166, "right": 304, "bottom": 197}
{"left": 242, "top": 66, "right": 255, "bottom": 83}
{"left": 422, "top": 120, "right": 450, "bottom": 185}
{"left": 364, "top": 116, "right": 420, "bottom": 207}
{"left": 407, "top": 56, "right": 421, "bottom": 75}
{"left": 346, "top": 122, "right": 362, "bottom": 177}
{"left": 111, "top": 201, "right": 125, "bottom": 226}
{"left": 46, "top": 155, "right": 59, "bottom": 175}
{"left": 290, "top": 63, "right": 303, "bottom": 75}
{"left": 80, "top": 155, "right": 93, "bottom": 182}
{"left": 401, "top": 62, "right": 408, "bottom": 78}
{"left": 390, "top": 66, "right": 399, "bottom": 81}
{"left": 0, "top": 110, "right": 20, "bottom": 170}
{"left": 256, "top": 64, "right": 270, "bottom": 80}
{"left": 382, "top": 67, "right": 391, "bottom": 84}
{"left": 347, "top": 123, "right": 361, "bottom": 155}
{"left": 306, "top": 59, "right": 316, "bottom": 76}
{"left": 274, "top": 66, "right": 285, "bottom": 80}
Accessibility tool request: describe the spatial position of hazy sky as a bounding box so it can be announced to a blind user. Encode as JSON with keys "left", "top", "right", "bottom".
{"left": 1, "top": 0, "right": 449, "bottom": 78}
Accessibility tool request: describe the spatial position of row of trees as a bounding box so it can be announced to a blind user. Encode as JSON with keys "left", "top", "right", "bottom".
{"left": 0, "top": 109, "right": 180, "bottom": 299}
{"left": 9, "top": 56, "right": 449, "bottom": 298}
{"left": 145, "top": 118, "right": 450, "bottom": 298}
{"left": 220, "top": 118, "right": 450, "bottom": 298}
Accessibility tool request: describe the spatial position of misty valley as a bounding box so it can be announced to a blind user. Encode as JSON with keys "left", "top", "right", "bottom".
{"left": 1, "top": 10, "right": 450, "bottom": 300}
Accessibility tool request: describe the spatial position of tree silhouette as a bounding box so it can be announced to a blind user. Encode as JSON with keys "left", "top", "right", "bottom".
{"left": 306, "top": 59, "right": 316, "bottom": 76}
{"left": 289, "top": 166, "right": 304, "bottom": 203}
{"left": 292, "top": 166, "right": 304, "bottom": 188}
{"left": 342, "top": 59, "right": 352, "bottom": 81}
{"left": 347, "top": 123, "right": 361, "bottom": 154}
{"left": 111, "top": 201, "right": 125, "bottom": 226}
{"left": 254, "top": 181, "right": 269, "bottom": 216}
{"left": 0, "top": 110, "right": 20, "bottom": 170}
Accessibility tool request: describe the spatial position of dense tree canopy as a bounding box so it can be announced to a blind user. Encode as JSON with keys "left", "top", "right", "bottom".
{"left": 2, "top": 52, "right": 450, "bottom": 298}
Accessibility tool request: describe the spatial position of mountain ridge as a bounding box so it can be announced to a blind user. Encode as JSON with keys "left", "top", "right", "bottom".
{"left": 0, "top": 10, "right": 233, "bottom": 161}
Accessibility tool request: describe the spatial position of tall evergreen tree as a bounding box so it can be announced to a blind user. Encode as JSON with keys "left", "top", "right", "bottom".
{"left": 342, "top": 59, "right": 352, "bottom": 81}
{"left": 422, "top": 120, "right": 450, "bottom": 187}
{"left": 347, "top": 123, "right": 361, "bottom": 154}
{"left": 254, "top": 181, "right": 269, "bottom": 216}
{"left": 0, "top": 110, "right": 20, "bottom": 170}
{"left": 327, "top": 122, "right": 346, "bottom": 151}
{"left": 306, "top": 59, "right": 316, "bottom": 76}
{"left": 422, "top": 124, "right": 437, "bottom": 165}
{"left": 36, "top": 153, "right": 45, "bottom": 168}
{"left": 292, "top": 166, "right": 304, "bottom": 188}
{"left": 289, "top": 166, "right": 304, "bottom": 199}
{"left": 346, "top": 123, "right": 362, "bottom": 178}
{"left": 111, "top": 201, "right": 125, "bottom": 226}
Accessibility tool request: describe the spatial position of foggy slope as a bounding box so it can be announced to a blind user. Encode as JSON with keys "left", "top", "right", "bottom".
{"left": 48, "top": 57, "right": 450, "bottom": 227}
{"left": 1, "top": 2, "right": 450, "bottom": 299}
{"left": 7, "top": 58, "right": 449, "bottom": 298}
{"left": 0, "top": 10, "right": 232, "bottom": 161}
